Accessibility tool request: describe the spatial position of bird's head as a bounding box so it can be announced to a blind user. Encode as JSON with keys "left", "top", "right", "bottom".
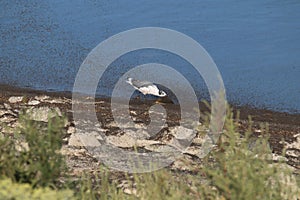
{"left": 158, "top": 90, "right": 167, "bottom": 97}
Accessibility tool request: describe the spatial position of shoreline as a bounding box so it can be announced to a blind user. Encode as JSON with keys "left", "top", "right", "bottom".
{"left": 1, "top": 83, "right": 300, "bottom": 127}
{"left": 1, "top": 83, "right": 299, "bottom": 171}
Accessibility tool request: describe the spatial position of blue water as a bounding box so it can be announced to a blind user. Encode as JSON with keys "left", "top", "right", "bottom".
{"left": 0, "top": 0, "right": 300, "bottom": 113}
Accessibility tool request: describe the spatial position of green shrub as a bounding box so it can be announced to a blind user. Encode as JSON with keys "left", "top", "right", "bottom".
{"left": 0, "top": 178, "right": 73, "bottom": 200}
{"left": 71, "top": 108, "right": 299, "bottom": 200}
{"left": 1, "top": 105, "right": 299, "bottom": 199}
{"left": 200, "top": 109, "right": 299, "bottom": 200}
{"left": 0, "top": 112, "right": 67, "bottom": 188}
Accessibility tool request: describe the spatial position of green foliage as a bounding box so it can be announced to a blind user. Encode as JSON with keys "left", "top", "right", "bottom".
{"left": 201, "top": 108, "right": 299, "bottom": 200}
{"left": 68, "top": 107, "right": 299, "bottom": 200}
{"left": 0, "top": 112, "right": 67, "bottom": 188}
{"left": 1, "top": 105, "right": 299, "bottom": 199}
{"left": 0, "top": 178, "right": 73, "bottom": 200}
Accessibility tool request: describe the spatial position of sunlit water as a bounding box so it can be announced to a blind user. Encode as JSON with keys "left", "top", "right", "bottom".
{"left": 1, "top": 0, "right": 299, "bottom": 113}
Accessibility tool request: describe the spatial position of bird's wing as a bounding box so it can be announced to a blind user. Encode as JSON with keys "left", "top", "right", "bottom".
{"left": 131, "top": 79, "right": 154, "bottom": 89}
{"left": 139, "top": 85, "right": 159, "bottom": 95}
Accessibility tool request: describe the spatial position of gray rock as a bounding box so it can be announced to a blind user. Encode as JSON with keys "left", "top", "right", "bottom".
{"left": 8, "top": 96, "right": 24, "bottom": 103}
{"left": 168, "top": 126, "right": 196, "bottom": 151}
{"left": 27, "top": 100, "right": 40, "bottom": 105}
{"left": 106, "top": 134, "right": 137, "bottom": 148}
{"left": 125, "top": 128, "right": 151, "bottom": 140}
{"left": 26, "top": 107, "right": 62, "bottom": 122}
{"left": 144, "top": 144, "right": 178, "bottom": 153}
{"left": 0, "top": 109, "right": 8, "bottom": 117}
{"left": 67, "top": 126, "right": 76, "bottom": 134}
{"left": 43, "top": 98, "right": 69, "bottom": 104}
{"left": 4, "top": 103, "right": 12, "bottom": 110}
{"left": 68, "top": 134, "right": 84, "bottom": 147}
{"left": 106, "top": 134, "right": 159, "bottom": 148}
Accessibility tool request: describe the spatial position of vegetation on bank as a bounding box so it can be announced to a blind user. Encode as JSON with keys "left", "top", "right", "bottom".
{"left": 0, "top": 107, "right": 299, "bottom": 199}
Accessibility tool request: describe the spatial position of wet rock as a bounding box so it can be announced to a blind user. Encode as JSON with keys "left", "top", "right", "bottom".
{"left": 8, "top": 96, "right": 23, "bottom": 103}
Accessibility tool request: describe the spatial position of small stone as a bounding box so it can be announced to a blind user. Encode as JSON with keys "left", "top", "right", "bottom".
{"left": 169, "top": 127, "right": 196, "bottom": 150}
{"left": 27, "top": 100, "right": 40, "bottom": 105}
{"left": 286, "top": 150, "right": 299, "bottom": 158}
{"left": 171, "top": 156, "right": 196, "bottom": 171}
{"left": 44, "top": 99, "right": 65, "bottom": 104}
{"left": 285, "top": 137, "right": 300, "bottom": 149}
{"left": 107, "top": 134, "right": 136, "bottom": 148}
{"left": 4, "top": 103, "right": 12, "bottom": 110}
{"left": 67, "top": 126, "right": 76, "bottom": 134}
{"left": 272, "top": 153, "right": 288, "bottom": 162}
{"left": 34, "top": 95, "right": 50, "bottom": 101}
{"left": 0, "top": 115, "right": 16, "bottom": 123}
{"left": 0, "top": 109, "right": 8, "bottom": 117}
{"left": 130, "top": 110, "right": 137, "bottom": 115}
{"left": 170, "top": 127, "right": 196, "bottom": 140}
{"left": 183, "top": 146, "right": 201, "bottom": 156}
{"left": 254, "top": 129, "right": 262, "bottom": 133}
{"left": 74, "top": 149, "right": 87, "bottom": 157}
{"left": 8, "top": 96, "right": 24, "bottom": 103}
{"left": 123, "top": 188, "right": 137, "bottom": 195}
{"left": 15, "top": 142, "right": 29, "bottom": 152}
{"left": 192, "top": 137, "right": 205, "bottom": 145}
{"left": 144, "top": 144, "right": 178, "bottom": 153}
{"left": 125, "top": 128, "right": 150, "bottom": 140}
{"left": 293, "top": 133, "right": 300, "bottom": 138}
{"left": 136, "top": 139, "right": 160, "bottom": 147}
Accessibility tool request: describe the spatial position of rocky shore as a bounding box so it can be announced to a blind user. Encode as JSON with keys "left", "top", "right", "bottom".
{"left": 0, "top": 85, "right": 299, "bottom": 176}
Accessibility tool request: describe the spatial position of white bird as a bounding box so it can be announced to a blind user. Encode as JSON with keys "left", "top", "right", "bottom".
{"left": 126, "top": 77, "right": 167, "bottom": 97}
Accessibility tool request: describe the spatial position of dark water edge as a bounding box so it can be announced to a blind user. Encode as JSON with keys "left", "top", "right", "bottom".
{"left": 1, "top": 84, "right": 300, "bottom": 124}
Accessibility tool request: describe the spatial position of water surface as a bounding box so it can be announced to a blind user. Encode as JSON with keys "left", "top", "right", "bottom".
{"left": 0, "top": 0, "right": 299, "bottom": 112}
